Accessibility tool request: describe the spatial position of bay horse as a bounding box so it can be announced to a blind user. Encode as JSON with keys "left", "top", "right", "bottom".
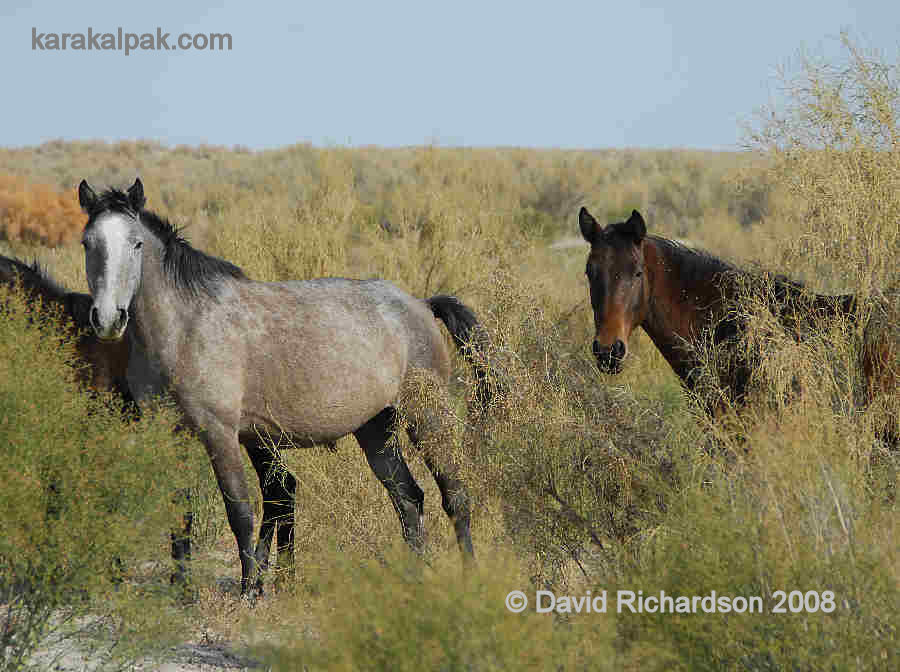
{"left": 0, "top": 254, "right": 132, "bottom": 403}
{"left": 578, "top": 207, "right": 897, "bottom": 438}
{"left": 78, "top": 178, "right": 496, "bottom": 595}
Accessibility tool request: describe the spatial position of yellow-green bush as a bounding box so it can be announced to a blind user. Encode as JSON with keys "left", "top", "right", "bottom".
{"left": 0, "top": 288, "right": 208, "bottom": 670}
{"left": 250, "top": 547, "right": 619, "bottom": 672}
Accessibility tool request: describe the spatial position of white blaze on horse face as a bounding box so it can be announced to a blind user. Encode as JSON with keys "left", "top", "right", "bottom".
{"left": 85, "top": 212, "right": 142, "bottom": 340}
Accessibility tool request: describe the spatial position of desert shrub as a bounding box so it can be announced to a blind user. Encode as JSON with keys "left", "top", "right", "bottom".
{"left": 746, "top": 33, "right": 900, "bottom": 295}
{"left": 441, "top": 271, "right": 692, "bottom": 589}
{"left": 0, "top": 175, "right": 83, "bottom": 246}
{"left": 209, "top": 153, "right": 354, "bottom": 282}
{"left": 249, "top": 547, "right": 619, "bottom": 672}
{"left": 615, "top": 405, "right": 899, "bottom": 671}
{"left": 0, "top": 288, "right": 207, "bottom": 670}
{"left": 726, "top": 168, "right": 774, "bottom": 229}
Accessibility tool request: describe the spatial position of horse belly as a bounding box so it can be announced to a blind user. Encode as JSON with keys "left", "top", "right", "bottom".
{"left": 240, "top": 330, "right": 407, "bottom": 442}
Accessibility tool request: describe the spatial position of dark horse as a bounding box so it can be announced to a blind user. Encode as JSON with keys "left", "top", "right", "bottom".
{"left": 578, "top": 207, "right": 897, "bottom": 435}
{"left": 78, "top": 178, "right": 496, "bottom": 595}
{"left": 0, "top": 254, "right": 132, "bottom": 402}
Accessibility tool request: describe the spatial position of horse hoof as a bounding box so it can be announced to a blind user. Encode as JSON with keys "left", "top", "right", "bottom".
{"left": 238, "top": 578, "right": 265, "bottom": 604}
{"left": 240, "top": 588, "right": 262, "bottom": 606}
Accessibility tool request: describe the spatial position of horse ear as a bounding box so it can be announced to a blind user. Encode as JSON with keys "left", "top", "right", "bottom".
{"left": 78, "top": 180, "right": 97, "bottom": 213}
{"left": 128, "top": 178, "right": 146, "bottom": 211}
{"left": 579, "top": 207, "right": 601, "bottom": 244}
{"left": 624, "top": 210, "right": 646, "bottom": 243}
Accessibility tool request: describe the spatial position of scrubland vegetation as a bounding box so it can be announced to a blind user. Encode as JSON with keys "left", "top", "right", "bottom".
{"left": 0, "top": 175, "right": 84, "bottom": 247}
{"left": 1, "top": 35, "right": 897, "bottom": 670}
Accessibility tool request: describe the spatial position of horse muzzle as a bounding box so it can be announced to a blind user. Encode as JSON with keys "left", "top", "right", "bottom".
{"left": 592, "top": 339, "right": 626, "bottom": 374}
{"left": 90, "top": 305, "right": 129, "bottom": 341}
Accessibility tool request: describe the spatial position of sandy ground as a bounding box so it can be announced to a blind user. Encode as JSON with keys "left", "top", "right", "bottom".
{"left": 21, "top": 576, "right": 264, "bottom": 671}
{"left": 29, "top": 635, "right": 262, "bottom": 671}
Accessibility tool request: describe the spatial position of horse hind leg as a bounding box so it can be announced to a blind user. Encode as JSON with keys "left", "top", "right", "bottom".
{"left": 420, "top": 453, "right": 474, "bottom": 559}
{"left": 355, "top": 407, "right": 426, "bottom": 553}
{"left": 245, "top": 438, "right": 297, "bottom": 591}
{"left": 400, "top": 371, "right": 475, "bottom": 561}
{"left": 170, "top": 488, "right": 193, "bottom": 590}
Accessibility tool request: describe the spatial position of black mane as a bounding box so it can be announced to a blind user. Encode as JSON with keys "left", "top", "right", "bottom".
{"left": 85, "top": 188, "right": 247, "bottom": 299}
{"left": 649, "top": 235, "right": 739, "bottom": 288}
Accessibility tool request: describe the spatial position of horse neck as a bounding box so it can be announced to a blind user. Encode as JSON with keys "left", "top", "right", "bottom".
{"left": 130, "top": 235, "right": 187, "bottom": 352}
{"left": 32, "top": 275, "right": 68, "bottom": 308}
{"left": 0, "top": 258, "right": 66, "bottom": 306}
{"left": 640, "top": 238, "right": 729, "bottom": 383}
{"left": 640, "top": 239, "right": 860, "bottom": 380}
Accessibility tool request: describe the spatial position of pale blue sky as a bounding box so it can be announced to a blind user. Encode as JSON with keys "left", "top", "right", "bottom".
{"left": 1, "top": 1, "right": 897, "bottom": 150}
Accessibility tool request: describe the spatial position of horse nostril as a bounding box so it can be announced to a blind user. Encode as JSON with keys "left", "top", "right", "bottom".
{"left": 90, "top": 307, "right": 100, "bottom": 329}
{"left": 611, "top": 340, "right": 626, "bottom": 360}
{"left": 117, "top": 309, "right": 127, "bottom": 327}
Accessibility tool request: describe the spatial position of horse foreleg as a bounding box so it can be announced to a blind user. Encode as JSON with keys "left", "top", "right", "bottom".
{"left": 203, "top": 425, "right": 257, "bottom": 596}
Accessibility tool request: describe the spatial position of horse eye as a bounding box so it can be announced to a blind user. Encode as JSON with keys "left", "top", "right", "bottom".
{"left": 635, "top": 270, "right": 643, "bottom": 278}
{"left": 134, "top": 241, "right": 143, "bottom": 250}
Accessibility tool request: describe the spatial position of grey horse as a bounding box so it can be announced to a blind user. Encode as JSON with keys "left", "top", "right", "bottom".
{"left": 78, "top": 178, "right": 495, "bottom": 595}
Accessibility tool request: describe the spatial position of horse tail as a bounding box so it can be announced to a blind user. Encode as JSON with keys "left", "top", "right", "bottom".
{"left": 426, "top": 294, "right": 499, "bottom": 412}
